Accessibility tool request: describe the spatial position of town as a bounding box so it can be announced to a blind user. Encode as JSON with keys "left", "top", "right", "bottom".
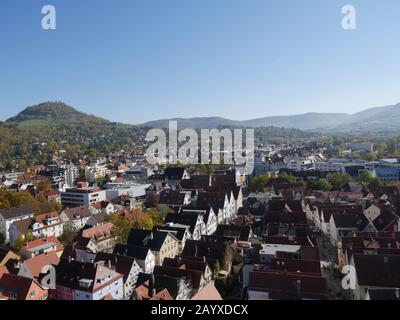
{"left": 0, "top": 135, "right": 399, "bottom": 301}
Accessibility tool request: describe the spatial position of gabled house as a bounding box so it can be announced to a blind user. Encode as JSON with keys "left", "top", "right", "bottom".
{"left": 182, "top": 239, "right": 234, "bottom": 273}
{"left": 18, "top": 251, "right": 60, "bottom": 280}
{"left": 329, "top": 213, "right": 370, "bottom": 245}
{"left": 135, "top": 280, "right": 173, "bottom": 300}
{"left": 113, "top": 244, "right": 155, "bottom": 273}
{"left": 197, "top": 192, "right": 231, "bottom": 224}
{"left": 164, "top": 167, "right": 190, "bottom": 188}
{"left": 9, "top": 211, "right": 64, "bottom": 247}
{"left": 372, "top": 208, "right": 400, "bottom": 232}
{"left": 338, "top": 236, "right": 399, "bottom": 268}
{"left": 154, "top": 224, "right": 192, "bottom": 252}
{"left": 0, "top": 273, "right": 48, "bottom": 300}
{"left": 135, "top": 273, "right": 192, "bottom": 300}
{"left": 19, "top": 236, "right": 64, "bottom": 259}
{"left": 181, "top": 207, "right": 218, "bottom": 236}
{"left": 81, "top": 222, "right": 116, "bottom": 253}
{"left": 158, "top": 189, "right": 191, "bottom": 208}
{"left": 127, "top": 229, "right": 179, "bottom": 265}
{"left": 94, "top": 252, "right": 143, "bottom": 300}
{"left": 165, "top": 212, "right": 206, "bottom": 240}
{"left": 52, "top": 259, "right": 124, "bottom": 300}
{"left": 0, "top": 206, "right": 34, "bottom": 243}
{"left": 350, "top": 253, "right": 400, "bottom": 300}
{"left": 60, "top": 206, "right": 93, "bottom": 231}
{"left": 162, "top": 257, "right": 213, "bottom": 289}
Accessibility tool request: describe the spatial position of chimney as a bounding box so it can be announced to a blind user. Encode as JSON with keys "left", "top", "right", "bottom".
{"left": 108, "top": 260, "right": 112, "bottom": 269}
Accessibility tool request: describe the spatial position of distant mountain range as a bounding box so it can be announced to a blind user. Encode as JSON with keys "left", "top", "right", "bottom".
{"left": 142, "top": 102, "right": 400, "bottom": 132}
{"left": 5, "top": 101, "right": 400, "bottom": 133}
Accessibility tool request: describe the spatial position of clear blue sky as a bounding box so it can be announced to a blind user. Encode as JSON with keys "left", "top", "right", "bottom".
{"left": 1, "top": 0, "right": 399, "bottom": 124}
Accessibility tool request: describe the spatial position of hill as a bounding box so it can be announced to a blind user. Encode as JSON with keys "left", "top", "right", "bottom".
{"left": 6, "top": 102, "right": 109, "bottom": 127}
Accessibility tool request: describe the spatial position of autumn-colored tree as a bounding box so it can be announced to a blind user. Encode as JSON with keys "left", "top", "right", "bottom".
{"left": 37, "top": 181, "right": 52, "bottom": 193}
{"left": 106, "top": 213, "right": 133, "bottom": 244}
{"left": 130, "top": 209, "right": 154, "bottom": 231}
{"left": 15, "top": 234, "right": 26, "bottom": 251}
{"left": 25, "top": 232, "right": 35, "bottom": 242}
{"left": 149, "top": 205, "right": 172, "bottom": 226}
{"left": 0, "top": 190, "right": 61, "bottom": 213}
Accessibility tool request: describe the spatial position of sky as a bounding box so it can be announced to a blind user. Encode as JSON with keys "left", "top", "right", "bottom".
{"left": 0, "top": 0, "right": 400, "bottom": 124}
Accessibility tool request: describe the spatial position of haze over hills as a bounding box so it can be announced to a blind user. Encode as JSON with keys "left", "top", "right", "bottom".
{"left": 141, "top": 117, "right": 243, "bottom": 129}
{"left": 142, "top": 102, "right": 400, "bottom": 132}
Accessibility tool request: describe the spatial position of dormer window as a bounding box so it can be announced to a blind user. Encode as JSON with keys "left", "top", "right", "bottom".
{"left": 79, "top": 279, "right": 93, "bottom": 288}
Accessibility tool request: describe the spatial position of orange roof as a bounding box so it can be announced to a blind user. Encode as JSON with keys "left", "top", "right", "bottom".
{"left": 22, "top": 251, "right": 60, "bottom": 279}
{"left": 0, "top": 266, "right": 9, "bottom": 278}
{"left": 191, "top": 283, "right": 223, "bottom": 301}
{"left": 135, "top": 281, "right": 173, "bottom": 300}
{"left": 82, "top": 222, "right": 114, "bottom": 240}
{"left": 23, "top": 236, "right": 64, "bottom": 252}
{"left": 35, "top": 211, "right": 60, "bottom": 223}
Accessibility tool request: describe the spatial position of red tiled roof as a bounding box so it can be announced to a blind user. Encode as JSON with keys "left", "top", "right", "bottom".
{"left": 21, "top": 251, "right": 60, "bottom": 279}
{"left": 23, "top": 236, "right": 64, "bottom": 253}
{"left": 192, "top": 283, "right": 222, "bottom": 300}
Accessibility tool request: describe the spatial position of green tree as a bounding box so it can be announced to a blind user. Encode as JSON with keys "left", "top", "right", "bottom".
{"left": 58, "top": 227, "right": 78, "bottom": 245}
{"left": 249, "top": 174, "right": 270, "bottom": 193}
{"left": 327, "top": 172, "right": 353, "bottom": 191}
{"left": 387, "top": 139, "right": 397, "bottom": 154}
{"left": 368, "top": 177, "right": 383, "bottom": 189}
{"left": 308, "top": 179, "right": 332, "bottom": 191}
{"left": 360, "top": 171, "right": 373, "bottom": 184}
{"left": 278, "top": 172, "right": 297, "bottom": 184}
